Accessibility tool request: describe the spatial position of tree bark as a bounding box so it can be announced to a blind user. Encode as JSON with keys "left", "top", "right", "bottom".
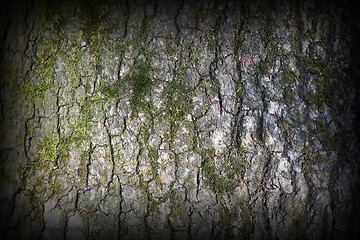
{"left": 1, "top": 0, "right": 359, "bottom": 239}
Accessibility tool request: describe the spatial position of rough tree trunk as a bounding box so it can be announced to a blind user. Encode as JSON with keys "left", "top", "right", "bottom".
{"left": 1, "top": 0, "right": 359, "bottom": 239}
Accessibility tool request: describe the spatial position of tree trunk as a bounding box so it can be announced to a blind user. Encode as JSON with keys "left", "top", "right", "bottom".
{"left": 1, "top": 0, "right": 359, "bottom": 239}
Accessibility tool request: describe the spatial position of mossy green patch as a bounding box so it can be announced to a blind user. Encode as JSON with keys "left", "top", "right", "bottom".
{"left": 99, "top": 83, "right": 121, "bottom": 99}
{"left": 148, "top": 147, "right": 159, "bottom": 160}
{"left": 226, "top": 149, "right": 247, "bottom": 180}
{"left": 162, "top": 80, "right": 193, "bottom": 123}
{"left": 19, "top": 35, "right": 61, "bottom": 103}
{"left": 301, "top": 56, "right": 345, "bottom": 111}
{"left": 200, "top": 148, "right": 237, "bottom": 194}
{"left": 255, "top": 59, "right": 271, "bottom": 76}
{"left": 280, "top": 66, "right": 300, "bottom": 102}
{"left": 161, "top": 80, "right": 193, "bottom": 149}
{"left": 66, "top": 101, "right": 93, "bottom": 144}
{"left": 316, "top": 121, "right": 346, "bottom": 154}
{"left": 24, "top": 97, "right": 95, "bottom": 201}
{"left": 100, "top": 59, "right": 156, "bottom": 113}
{"left": 235, "top": 35, "right": 245, "bottom": 56}
{"left": 79, "top": 0, "right": 115, "bottom": 52}
{"left": 148, "top": 147, "right": 161, "bottom": 182}
{"left": 126, "top": 60, "right": 155, "bottom": 112}
{"left": 38, "top": 135, "right": 59, "bottom": 164}
{"left": 281, "top": 66, "right": 300, "bottom": 84}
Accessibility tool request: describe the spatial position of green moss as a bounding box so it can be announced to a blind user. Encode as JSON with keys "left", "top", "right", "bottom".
{"left": 37, "top": 0, "right": 72, "bottom": 33}
{"left": 23, "top": 134, "right": 62, "bottom": 199}
{"left": 26, "top": 98, "right": 94, "bottom": 195}
{"left": 207, "top": 38, "right": 217, "bottom": 52}
{"left": 200, "top": 148, "right": 237, "bottom": 194}
{"left": 148, "top": 147, "right": 159, "bottom": 160}
{"left": 301, "top": 56, "right": 345, "bottom": 110}
{"left": 24, "top": 135, "right": 59, "bottom": 184}
{"left": 100, "top": 59, "right": 155, "bottom": 113}
{"left": 20, "top": 74, "right": 53, "bottom": 103}
{"left": 99, "top": 84, "right": 121, "bottom": 99}
{"left": 19, "top": 36, "right": 60, "bottom": 103}
{"left": 147, "top": 196, "right": 163, "bottom": 214}
{"left": 127, "top": 60, "right": 154, "bottom": 112}
{"left": 226, "top": 149, "right": 247, "bottom": 180}
{"left": 157, "top": 72, "right": 194, "bottom": 148}
{"left": 235, "top": 35, "right": 244, "bottom": 56}
{"left": 257, "top": 8, "right": 276, "bottom": 45}
{"left": 79, "top": 0, "right": 112, "bottom": 50}
{"left": 197, "top": 144, "right": 247, "bottom": 195}
{"left": 38, "top": 135, "right": 59, "bottom": 164}
{"left": 142, "top": 127, "right": 151, "bottom": 143}
{"left": 280, "top": 66, "right": 300, "bottom": 102}
{"left": 148, "top": 147, "right": 161, "bottom": 182}
{"left": 165, "top": 43, "right": 177, "bottom": 56}
{"left": 137, "top": 12, "right": 154, "bottom": 41}
{"left": 281, "top": 67, "right": 300, "bottom": 84}
{"left": 135, "top": 174, "right": 165, "bottom": 218}
{"left": 163, "top": 80, "right": 193, "bottom": 122}
{"left": 254, "top": 57, "right": 275, "bottom": 78}
{"left": 17, "top": 1, "right": 84, "bottom": 104}
{"left": 316, "top": 121, "right": 345, "bottom": 155}
{"left": 66, "top": 101, "right": 93, "bottom": 145}
{"left": 302, "top": 57, "right": 327, "bottom": 76}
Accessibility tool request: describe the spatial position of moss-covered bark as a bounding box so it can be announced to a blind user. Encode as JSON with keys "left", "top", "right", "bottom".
{"left": 1, "top": 0, "right": 359, "bottom": 239}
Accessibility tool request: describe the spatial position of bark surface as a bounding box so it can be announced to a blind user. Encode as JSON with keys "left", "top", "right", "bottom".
{"left": 1, "top": 0, "right": 360, "bottom": 239}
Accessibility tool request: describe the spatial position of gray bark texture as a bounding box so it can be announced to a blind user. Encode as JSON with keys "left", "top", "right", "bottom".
{"left": 1, "top": 0, "right": 360, "bottom": 239}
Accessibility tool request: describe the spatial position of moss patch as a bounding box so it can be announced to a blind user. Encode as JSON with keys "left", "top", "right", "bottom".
{"left": 162, "top": 80, "right": 193, "bottom": 122}
{"left": 200, "top": 148, "right": 237, "bottom": 194}
{"left": 301, "top": 56, "right": 345, "bottom": 111}
{"left": 126, "top": 60, "right": 155, "bottom": 112}
{"left": 100, "top": 59, "right": 155, "bottom": 113}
